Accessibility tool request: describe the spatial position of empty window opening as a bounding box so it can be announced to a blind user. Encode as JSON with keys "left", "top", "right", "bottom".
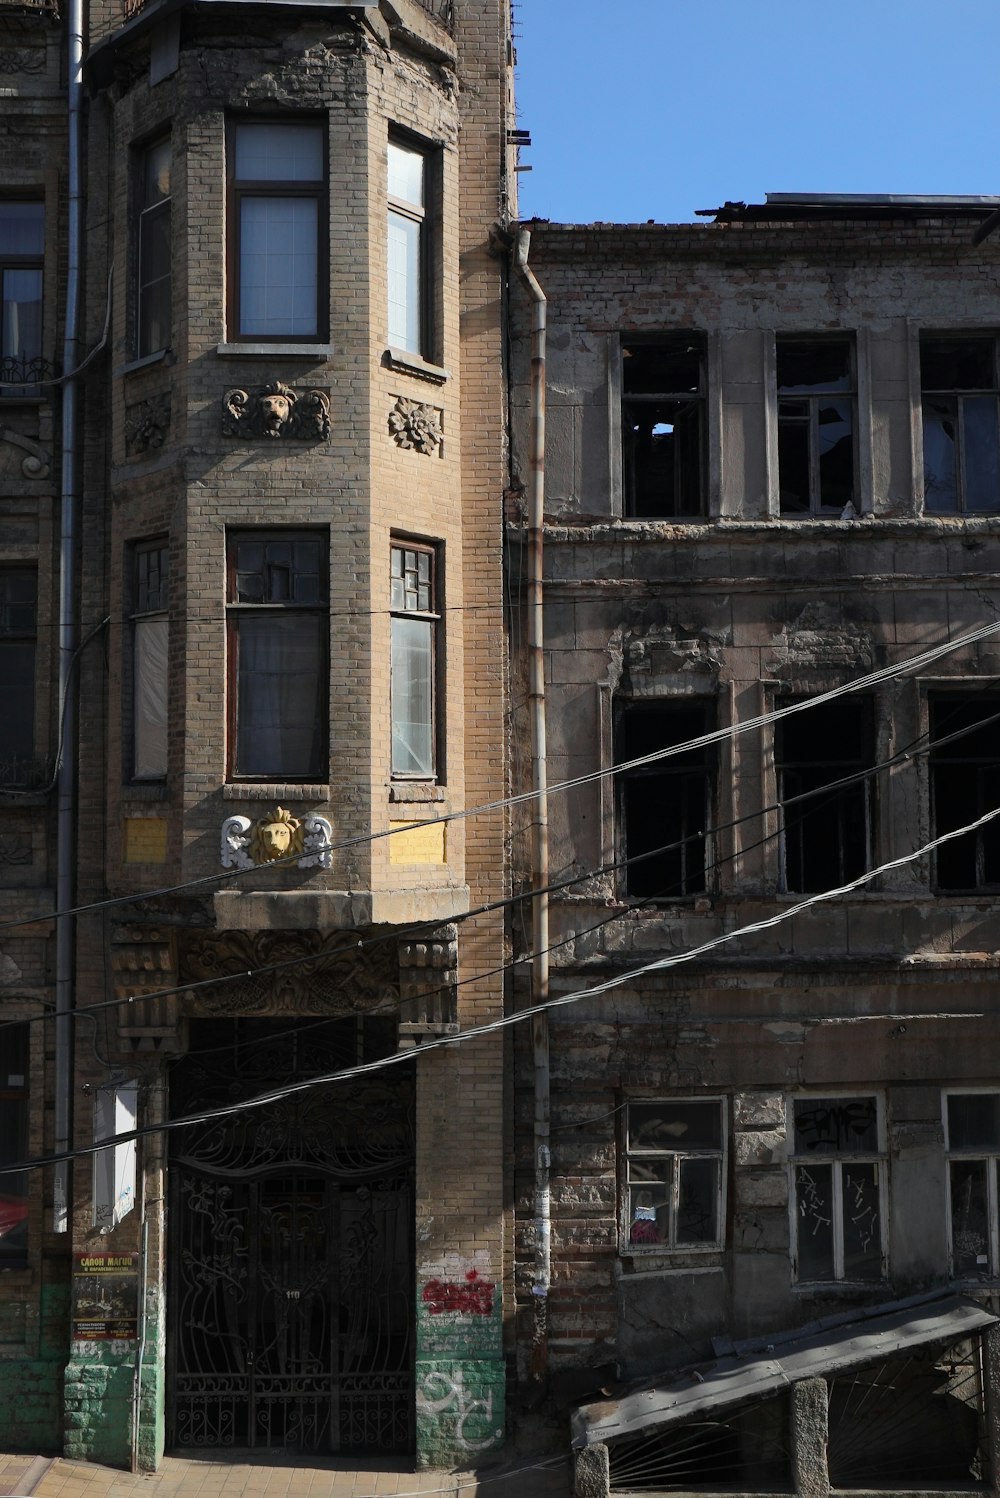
{"left": 776, "top": 698, "right": 874, "bottom": 893}
{"left": 0, "top": 568, "right": 39, "bottom": 788}
{"left": 930, "top": 694, "right": 1000, "bottom": 891}
{"left": 622, "top": 338, "right": 705, "bottom": 518}
{"left": 0, "top": 1021, "right": 28, "bottom": 1267}
{"left": 922, "top": 336, "right": 1000, "bottom": 514}
{"left": 827, "top": 1341, "right": 985, "bottom": 1488}
{"left": 777, "top": 338, "right": 855, "bottom": 514}
{"left": 615, "top": 700, "right": 713, "bottom": 899}
{"left": 790, "top": 1095, "right": 884, "bottom": 1284}
{"left": 607, "top": 1396, "right": 791, "bottom": 1493}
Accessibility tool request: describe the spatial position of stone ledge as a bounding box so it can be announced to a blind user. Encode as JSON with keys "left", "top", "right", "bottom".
{"left": 213, "top": 885, "right": 470, "bottom": 930}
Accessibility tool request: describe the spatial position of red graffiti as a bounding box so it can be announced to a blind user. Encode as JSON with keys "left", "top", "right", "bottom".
{"left": 422, "top": 1269, "right": 495, "bottom": 1317}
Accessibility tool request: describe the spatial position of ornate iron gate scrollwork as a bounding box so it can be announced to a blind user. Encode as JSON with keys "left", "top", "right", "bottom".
{"left": 167, "top": 1019, "right": 414, "bottom": 1453}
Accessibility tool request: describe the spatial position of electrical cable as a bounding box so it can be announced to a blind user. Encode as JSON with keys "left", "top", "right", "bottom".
{"left": 1, "top": 684, "right": 996, "bottom": 1040}
{"left": 4, "top": 792, "right": 1000, "bottom": 1179}
{"left": 0, "top": 612, "right": 110, "bottom": 800}
{"left": 2, "top": 615, "right": 997, "bottom": 933}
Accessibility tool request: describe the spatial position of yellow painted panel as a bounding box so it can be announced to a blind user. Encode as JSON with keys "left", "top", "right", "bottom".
{"left": 389, "top": 820, "right": 446, "bottom": 865}
{"left": 123, "top": 818, "right": 168, "bottom": 865}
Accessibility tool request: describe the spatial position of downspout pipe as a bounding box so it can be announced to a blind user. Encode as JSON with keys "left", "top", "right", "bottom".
{"left": 513, "top": 228, "right": 550, "bottom": 1385}
{"left": 54, "top": 0, "right": 84, "bottom": 1232}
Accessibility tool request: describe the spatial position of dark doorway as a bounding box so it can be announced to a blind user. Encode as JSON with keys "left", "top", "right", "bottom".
{"left": 166, "top": 1017, "right": 414, "bottom": 1455}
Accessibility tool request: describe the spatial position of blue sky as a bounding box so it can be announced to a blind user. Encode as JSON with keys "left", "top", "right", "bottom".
{"left": 513, "top": 0, "right": 1000, "bottom": 224}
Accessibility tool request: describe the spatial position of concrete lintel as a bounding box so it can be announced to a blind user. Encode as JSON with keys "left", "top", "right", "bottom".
{"left": 213, "top": 886, "right": 470, "bottom": 930}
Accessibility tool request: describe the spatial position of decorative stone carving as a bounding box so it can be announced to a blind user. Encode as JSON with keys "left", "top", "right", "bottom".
{"left": 0, "top": 828, "right": 30, "bottom": 865}
{"left": 398, "top": 923, "right": 459, "bottom": 1044}
{"left": 388, "top": 396, "right": 443, "bottom": 455}
{"left": 0, "top": 424, "right": 49, "bottom": 479}
{"left": 222, "top": 381, "right": 330, "bottom": 441}
{"left": 0, "top": 47, "right": 46, "bottom": 75}
{"left": 109, "top": 926, "right": 183, "bottom": 1051}
{"left": 179, "top": 929, "right": 399, "bottom": 1018}
{"left": 125, "top": 394, "right": 171, "bottom": 455}
{"left": 221, "top": 807, "right": 333, "bottom": 870}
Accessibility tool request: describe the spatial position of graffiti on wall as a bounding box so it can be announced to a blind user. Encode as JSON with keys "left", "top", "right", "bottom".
{"left": 421, "top": 1270, "right": 494, "bottom": 1317}
{"left": 416, "top": 1365, "right": 503, "bottom": 1453}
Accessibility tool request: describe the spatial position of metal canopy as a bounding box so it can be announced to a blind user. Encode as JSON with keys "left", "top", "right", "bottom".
{"left": 572, "top": 1292, "right": 998, "bottom": 1449}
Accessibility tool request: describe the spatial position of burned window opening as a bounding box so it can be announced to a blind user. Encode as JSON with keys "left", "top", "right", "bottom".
{"left": 776, "top": 698, "right": 874, "bottom": 894}
{"left": 930, "top": 694, "right": 1000, "bottom": 891}
{"left": 622, "top": 1098, "right": 726, "bottom": 1254}
{"left": 922, "top": 336, "right": 1000, "bottom": 515}
{"left": 622, "top": 338, "right": 706, "bottom": 518}
{"left": 615, "top": 700, "right": 713, "bottom": 900}
{"left": 607, "top": 1395, "right": 792, "bottom": 1493}
{"left": 827, "top": 1340, "right": 985, "bottom": 1488}
{"left": 776, "top": 337, "right": 855, "bottom": 515}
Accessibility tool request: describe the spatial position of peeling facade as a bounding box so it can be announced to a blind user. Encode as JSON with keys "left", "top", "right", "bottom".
{"left": 508, "top": 204, "right": 1000, "bottom": 1493}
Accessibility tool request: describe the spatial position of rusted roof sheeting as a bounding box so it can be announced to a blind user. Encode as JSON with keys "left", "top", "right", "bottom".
{"left": 572, "top": 1293, "right": 998, "bottom": 1449}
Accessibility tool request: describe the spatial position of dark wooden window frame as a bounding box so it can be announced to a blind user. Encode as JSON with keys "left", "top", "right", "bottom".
{"left": 226, "top": 117, "right": 328, "bottom": 344}
{"left": 126, "top": 536, "right": 169, "bottom": 783}
{"left": 387, "top": 129, "right": 441, "bottom": 364}
{"left": 135, "top": 135, "right": 172, "bottom": 359}
{"left": 0, "top": 199, "right": 45, "bottom": 399}
{"left": 776, "top": 335, "right": 857, "bottom": 515}
{"left": 921, "top": 334, "right": 1000, "bottom": 515}
{"left": 225, "top": 528, "right": 329, "bottom": 783}
{"left": 621, "top": 334, "right": 707, "bottom": 518}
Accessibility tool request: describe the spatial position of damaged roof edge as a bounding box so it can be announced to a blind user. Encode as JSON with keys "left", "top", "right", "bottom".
{"left": 702, "top": 193, "right": 1000, "bottom": 224}
{"left": 571, "top": 1291, "right": 999, "bottom": 1450}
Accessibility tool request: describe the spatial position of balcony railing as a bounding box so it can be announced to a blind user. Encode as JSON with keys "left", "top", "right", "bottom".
{"left": 413, "top": 0, "right": 453, "bottom": 26}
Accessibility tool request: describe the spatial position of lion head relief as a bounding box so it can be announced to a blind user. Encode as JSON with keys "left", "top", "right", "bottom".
{"left": 250, "top": 807, "right": 304, "bottom": 864}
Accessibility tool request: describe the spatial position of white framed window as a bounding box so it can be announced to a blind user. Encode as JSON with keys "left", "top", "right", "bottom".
{"left": 945, "top": 1091, "right": 1000, "bottom": 1279}
{"left": 789, "top": 1095, "right": 886, "bottom": 1283}
{"left": 387, "top": 135, "right": 437, "bottom": 360}
{"left": 621, "top": 1098, "right": 726, "bottom": 1255}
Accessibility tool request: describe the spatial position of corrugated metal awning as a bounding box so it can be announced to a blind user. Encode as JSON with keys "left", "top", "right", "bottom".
{"left": 572, "top": 1292, "right": 998, "bottom": 1449}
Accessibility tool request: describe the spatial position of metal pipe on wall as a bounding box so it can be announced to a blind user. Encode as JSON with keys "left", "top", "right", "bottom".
{"left": 54, "top": 0, "right": 84, "bottom": 1232}
{"left": 514, "top": 228, "right": 550, "bottom": 1384}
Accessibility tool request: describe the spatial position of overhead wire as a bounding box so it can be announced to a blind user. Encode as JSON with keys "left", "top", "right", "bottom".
{"left": 2, "top": 615, "right": 998, "bottom": 934}
{"left": 2, "top": 678, "right": 998, "bottom": 1041}
{"left": 4, "top": 792, "right": 1000, "bottom": 1180}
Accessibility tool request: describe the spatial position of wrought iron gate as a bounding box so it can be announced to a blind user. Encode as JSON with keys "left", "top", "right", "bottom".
{"left": 166, "top": 1019, "right": 414, "bottom": 1453}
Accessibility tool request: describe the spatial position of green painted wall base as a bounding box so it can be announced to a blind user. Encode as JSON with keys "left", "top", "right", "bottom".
{"left": 63, "top": 1344, "right": 135, "bottom": 1469}
{"left": 0, "top": 1283, "right": 69, "bottom": 1453}
{"left": 415, "top": 1268, "right": 505, "bottom": 1467}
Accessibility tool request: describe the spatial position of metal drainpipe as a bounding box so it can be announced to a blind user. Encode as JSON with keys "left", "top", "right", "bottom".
{"left": 54, "top": 0, "right": 83, "bottom": 1233}
{"left": 514, "top": 228, "right": 550, "bottom": 1385}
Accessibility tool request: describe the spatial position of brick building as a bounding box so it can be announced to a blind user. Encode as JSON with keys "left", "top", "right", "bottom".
{"left": 0, "top": 0, "right": 515, "bottom": 1469}
{"left": 507, "top": 201, "right": 1000, "bottom": 1495}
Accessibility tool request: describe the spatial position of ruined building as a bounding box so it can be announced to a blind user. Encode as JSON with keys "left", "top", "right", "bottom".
{"left": 0, "top": 0, "right": 515, "bottom": 1468}
{"left": 508, "top": 200, "right": 1000, "bottom": 1495}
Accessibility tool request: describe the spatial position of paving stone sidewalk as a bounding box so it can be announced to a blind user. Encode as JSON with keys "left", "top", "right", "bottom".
{"left": 0, "top": 1453, "right": 570, "bottom": 1498}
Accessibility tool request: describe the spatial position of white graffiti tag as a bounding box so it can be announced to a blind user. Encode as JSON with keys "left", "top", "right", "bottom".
{"left": 416, "top": 1368, "right": 502, "bottom": 1452}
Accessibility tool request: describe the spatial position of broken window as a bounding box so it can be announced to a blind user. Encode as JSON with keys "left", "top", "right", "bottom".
{"left": 946, "top": 1093, "right": 1000, "bottom": 1278}
{"left": 922, "top": 337, "right": 1000, "bottom": 513}
{"left": 930, "top": 694, "right": 1000, "bottom": 891}
{"left": 776, "top": 338, "right": 855, "bottom": 514}
{"left": 622, "top": 1098, "right": 726, "bottom": 1254}
{"left": 622, "top": 338, "right": 705, "bottom": 517}
{"left": 790, "top": 1096, "right": 884, "bottom": 1283}
{"left": 776, "top": 698, "right": 874, "bottom": 893}
{"left": 615, "top": 700, "right": 713, "bottom": 899}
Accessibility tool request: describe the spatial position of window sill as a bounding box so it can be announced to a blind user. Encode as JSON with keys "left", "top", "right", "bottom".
{"left": 123, "top": 781, "right": 169, "bottom": 801}
{"left": 390, "top": 782, "right": 446, "bottom": 803}
{"left": 116, "top": 349, "right": 171, "bottom": 378}
{"left": 384, "top": 347, "right": 449, "bottom": 385}
{"left": 216, "top": 342, "right": 331, "bottom": 359}
{"left": 222, "top": 783, "right": 330, "bottom": 802}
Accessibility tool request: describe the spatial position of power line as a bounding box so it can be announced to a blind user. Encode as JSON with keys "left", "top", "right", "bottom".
{"left": 4, "top": 793, "right": 1000, "bottom": 1180}
{"left": 2, "top": 615, "right": 997, "bottom": 934}
{"left": 2, "top": 679, "right": 996, "bottom": 1040}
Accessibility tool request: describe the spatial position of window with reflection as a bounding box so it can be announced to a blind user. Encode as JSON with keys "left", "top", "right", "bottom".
{"left": 922, "top": 337, "right": 1000, "bottom": 514}
{"left": 136, "top": 138, "right": 171, "bottom": 357}
{"left": 0, "top": 202, "right": 43, "bottom": 395}
{"left": 776, "top": 337, "right": 855, "bottom": 514}
{"left": 228, "top": 121, "right": 325, "bottom": 340}
{"left": 388, "top": 137, "right": 435, "bottom": 359}
{"left": 622, "top": 1098, "right": 726, "bottom": 1254}
{"left": 622, "top": 337, "right": 705, "bottom": 517}
{"left": 946, "top": 1092, "right": 1000, "bottom": 1278}
{"left": 790, "top": 1096, "right": 884, "bottom": 1283}
{"left": 390, "top": 542, "right": 440, "bottom": 779}
{"left": 226, "top": 531, "right": 327, "bottom": 780}
{"left": 0, "top": 1022, "right": 28, "bottom": 1266}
